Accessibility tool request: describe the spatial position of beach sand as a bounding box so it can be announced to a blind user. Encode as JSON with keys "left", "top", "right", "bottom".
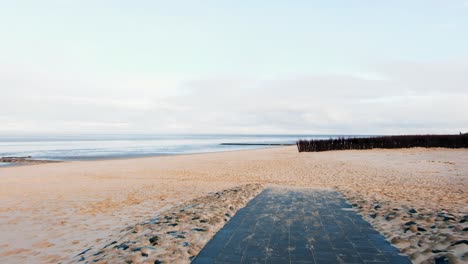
{"left": 0, "top": 147, "right": 467, "bottom": 263}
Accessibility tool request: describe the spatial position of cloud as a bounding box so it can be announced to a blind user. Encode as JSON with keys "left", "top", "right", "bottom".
{"left": 45, "top": 96, "right": 157, "bottom": 110}
{"left": 0, "top": 59, "right": 467, "bottom": 134}
{"left": 163, "top": 60, "right": 468, "bottom": 134}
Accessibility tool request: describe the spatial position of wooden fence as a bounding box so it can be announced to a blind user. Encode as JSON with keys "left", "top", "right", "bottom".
{"left": 296, "top": 134, "right": 468, "bottom": 152}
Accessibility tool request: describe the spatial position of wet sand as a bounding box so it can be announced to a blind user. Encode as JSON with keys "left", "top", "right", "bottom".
{"left": 0, "top": 147, "right": 467, "bottom": 263}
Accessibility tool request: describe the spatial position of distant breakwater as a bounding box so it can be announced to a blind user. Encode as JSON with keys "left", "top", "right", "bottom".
{"left": 296, "top": 134, "right": 468, "bottom": 152}
{"left": 220, "top": 143, "right": 294, "bottom": 146}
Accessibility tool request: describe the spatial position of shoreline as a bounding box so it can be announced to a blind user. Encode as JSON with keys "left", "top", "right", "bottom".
{"left": 0, "top": 145, "right": 284, "bottom": 168}
{"left": 0, "top": 146, "right": 467, "bottom": 263}
{"left": 3, "top": 145, "right": 466, "bottom": 169}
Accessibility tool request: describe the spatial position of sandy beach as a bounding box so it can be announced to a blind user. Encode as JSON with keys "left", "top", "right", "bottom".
{"left": 0, "top": 146, "right": 467, "bottom": 264}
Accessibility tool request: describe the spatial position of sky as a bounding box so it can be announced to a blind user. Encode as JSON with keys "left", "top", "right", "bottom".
{"left": 1, "top": 0, "right": 467, "bottom": 135}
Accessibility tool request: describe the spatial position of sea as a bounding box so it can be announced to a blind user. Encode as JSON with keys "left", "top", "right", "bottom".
{"left": 0, "top": 134, "right": 351, "bottom": 162}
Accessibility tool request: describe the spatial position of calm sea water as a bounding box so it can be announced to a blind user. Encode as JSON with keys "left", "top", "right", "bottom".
{"left": 0, "top": 134, "right": 350, "bottom": 161}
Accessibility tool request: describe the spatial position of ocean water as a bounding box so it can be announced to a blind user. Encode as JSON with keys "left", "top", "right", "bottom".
{"left": 0, "top": 134, "right": 347, "bottom": 161}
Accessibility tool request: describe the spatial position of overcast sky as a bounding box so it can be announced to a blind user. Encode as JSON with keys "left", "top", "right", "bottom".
{"left": 1, "top": 1, "right": 467, "bottom": 135}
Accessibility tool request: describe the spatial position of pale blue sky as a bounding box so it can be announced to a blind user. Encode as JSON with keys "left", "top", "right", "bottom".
{"left": 1, "top": 1, "right": 467, "bottom": 134}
